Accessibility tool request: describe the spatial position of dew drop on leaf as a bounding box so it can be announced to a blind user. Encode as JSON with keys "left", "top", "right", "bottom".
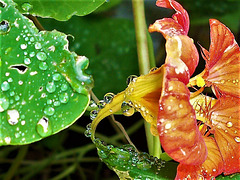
{"left": 36, "top": 52, "right": 47, "bottom": 61}
{"left": 60, "top": 83, "right": 68, "bottom": 91}
{"left": 36, "top": 117, "right": 52, "bottom": 137}
{"left": 20, "top": 44, "right": 27, "bottom": 50}
{"left": 24, "top": 57, "right": 31, "bottom": 65}
{"left": 21, "top": 3, "right": 33, "bottom": 12}
{"left": 46, "top": 82, "right": 56, "bottom": 93}
{"left": 103, "top": 92, "right": 115, "bottom": 104}
{"left": 0, "top": 96, "right": 10, "bottom": 112}
{"left": 1, "top": 81, "right": 10, "bottom": 91}
{"left": 59, "top": 92, "right": 69, "bottom": 103}
{"left": 0, "top": 20, "right": 10, "bottom": 35}
{"left": 53, "top": 73, "right": 61, "bottom": 81}
{"left": 43, "top": 106, "right": 55, "bottom": 116}
{"left": 7, "top": 109, "right": 20, "bottom": 125}
{"left": 34, "top": 42, "right": 42, "bottom": 50}
{"left": 121, "top": 101, "right": 134, "bottom": 116}
{"left": 39, "top": 61, "right": 48, "bottom": 70}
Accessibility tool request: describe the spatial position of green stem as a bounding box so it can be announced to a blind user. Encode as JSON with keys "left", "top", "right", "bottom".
{"left": 4, "top": 145, "right": 28, "bottom": 180}
{"left": 132, "top": 0, "right": 161, "bottom": 157}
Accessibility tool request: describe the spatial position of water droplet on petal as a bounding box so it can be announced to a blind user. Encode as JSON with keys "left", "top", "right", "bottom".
{"left": 46, "top": 82, "right": 56, "bottom": 93}
{"left": 104, "top": 92, "right": 115, "bottom": 104}
{"left": 0, "top": 96, "right": 9, "bottom": 112}
{"left": 126, "top": 75, "right": 138, "bottom": 85}
{"left": 0, "top": 20, "right": 10, "bottom": 35}
{"left": 90, "top": 110, "right": 98, "bottom": 120}
{"left": 235, "top": 137, "right": 240, "bottom": 143}
{"left": 1, "top": 81, "right": 10, "bottom": 91}
{"left": 149, "top": 67, "right": 158, "bottom": 73}
{"left": 7, "top": 109, "right": 19, "bottom": 125}
{"left": 59, "top": 93, "right": 69, "bottom": 103}
{"left": 97, "top": 100, "right": 106, "bottom": 109}
{"left": 36, "top": 52, "right": 47, "bottom": 61}
{"left": 36, "top": 117, "right": 52, "bottom": 137}
{"left": 121, "top": 101, "right": 134, "bottom": 116}
{"left": 226, "top": 121, "right": 233, "bottom": 128}
{"left": 21, "top": 3, "right": 33, "bottom": 12}
{"left": 43, "top": 106, "right": 55, "bottom": 116}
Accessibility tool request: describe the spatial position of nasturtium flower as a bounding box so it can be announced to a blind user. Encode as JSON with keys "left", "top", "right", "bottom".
{"left": 200, "top": 19, "right": 240, "bottom": 98}
{"left": 90, "top": 0, "right": 240, "bottom": 179}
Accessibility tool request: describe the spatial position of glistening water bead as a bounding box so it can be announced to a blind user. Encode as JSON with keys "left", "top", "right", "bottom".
{"left": 103, "top": 92, "right": 115, "bottom": 104}
{"left": 121, "top": 101, "right": 134, "bottom": 116}
{"left": 0, "top": 20, "right": 10, "bottom": 35}
{"left": 36, "top": 52, "right": 47, "bottom": 61}
{"left": 46, "top": 82, "right": 56, "bottom": 93}
{"left": 43, "top": 106, "right": 55, "bottom": 116}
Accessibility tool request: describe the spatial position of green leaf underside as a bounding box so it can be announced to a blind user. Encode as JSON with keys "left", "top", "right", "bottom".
{"left": 0, "top": 0, "right": 93, "bottom": 145}
{"left": 14, "top": 0, "right": 106, "bottom": 21}
{"left": 94, "top": 139, "right": 178, "bottom": 180}
{"left": 39, "top": 16, "right": 139, "bottom": 98}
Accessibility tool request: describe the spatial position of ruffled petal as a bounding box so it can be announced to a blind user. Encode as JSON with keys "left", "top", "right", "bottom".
{"left": 157, "top": 36, "right": 206, "bottom": 165}
{"left": 176, "top": 137, "right": 224, "bottom": 180}
{"left": 202, "top": 19, "right": 240, "bottom": 98}
{"left": 210, "top": 96, "right": 240, "bottom": 174}
{"left": 149, "top": 0, "right": 189, "bottom": 38}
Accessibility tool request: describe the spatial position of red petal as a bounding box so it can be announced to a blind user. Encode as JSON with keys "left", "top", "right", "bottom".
{"left": 156, "top": 0, "right": 189, "bottom": 34}
{"left": 176, "top": 137, "right": 224, "bottom": 180}
{"left": 202, "top": 19, "right": 240, "bottom": 98}
{"left": 210, "top": 96, "right": 240, "bottom": 174}
{"left": 149, "top": 0, "right": 189, "bottom": 38}
{"left": 157, "top": 36, "right": 206, "bottom": 165}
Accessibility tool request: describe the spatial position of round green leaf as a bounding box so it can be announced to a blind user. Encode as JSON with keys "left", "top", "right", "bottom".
{"left": 0, "top": 0, "right": 93, "bottom": 145}
{"left": 14, "top": 0, "right": 106, "bottom": 21}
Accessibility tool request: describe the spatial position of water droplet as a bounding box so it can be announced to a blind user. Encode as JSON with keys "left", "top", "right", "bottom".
{"left": 36, "top": 52, "right": 47, "bottom": 61}
{"left": 149, "top": 67, "right": 158, "bottom": 73}
{"left": 24, "top": 57, "right": 31, "bottom": 65}
{"left": 36, "top": 117, "right": 52, "bottom": 137}
{"left": 21, "top": 3, "right": 33, "bottom": 12}
{"left": 0, "top": 20, "right": 10, "bottom": 35}
{"left": 0, "top": 96, "right": 9, "bottom": 112}
{"left": 1, "top": 81, "right": 10, "bottom": 91}
{"left": 43, "top": 106, "right": 55, "bottom": 116}
{"left": 235, "top": 137, "right": 240, "bottom": 143}
{"left": 89, "top": 100, "right": 97, "bottom": 109}
{"left": 48, "top": 45, "right": 55, "bottom": 52}
{"left": 4, "top": 137, "right": 11, "bottom": 144}
{"left": 126, "top": 75, "right": 138, "bottom": 85}
{"left": 84, "top": 129, "right": 92, "bottom": 137}
{"left": 121, "top": 101, "right": 134, "bottom": 116}
{"left": 29, "top": 51, "right": 35, "bottom": 57}
{"left": 97, "top": 100, "right": 106, "bottom": 109}
{"left": 35, "top": 42, "right": 42, "bottom": 49}
{"left": 90, "top": 110, "right": 98, "bottom": 120}
{"left": 54, "top": 101, "right": 60, "bottom": 106}
{"left": 226, "top": 121, "right": 233, "bottom": 128}
{"left": 46, "top": 82, "right": 56, "bottom": 93}
{"left": 103, "top": 93, "right": 115, "bottom": 104}
{"left": 53, "top": 73, "right": 61, "bottom": 81}
{"left": 39, "top": 62, "right": 48, "bottom": 70}
{"left": 60, "top": 84, "right": 68, "bottom": 91}
{"left": 59, "top": 93, "right": 69, "bottom": 103}
{"left": 5, "top": 47, "right": 12, "bottom": 55}
{"left": 7, "top": 109, "right": 19, "bottom": 125}
{"left": 20, "top": 44, "right": 27, "bottom": 50}
{"left": 220, "top": 80, "right": 225, "bottom": 84}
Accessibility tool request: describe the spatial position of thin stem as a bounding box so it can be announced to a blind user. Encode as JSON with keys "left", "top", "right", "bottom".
{"left": 4, "top": 145, "right": 28, "bottom": 180}
{"left": 27, "top": 15, "right": 45, "bottom": 31}
{"left": 132, "top": 0, "right": 161, "bottom": 157}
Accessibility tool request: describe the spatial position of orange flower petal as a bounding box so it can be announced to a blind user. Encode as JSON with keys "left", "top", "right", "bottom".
{"left": 176, "top": 137, "right": 224, "bottom": 179}
{"left": 210, "top": 96, "right": 240, "bottom": 174}
{"left": 202, "top": 19, "right": 240, "bottom": 98}
{"left": 149, "top": 0, "right": 189, "bottom": 38}
{"left": 157, "top": 36, "right": 206, "bottom": 165}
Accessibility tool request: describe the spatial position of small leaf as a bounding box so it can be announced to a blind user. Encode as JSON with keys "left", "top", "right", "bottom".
{"left": 0, "top": 0, "right": 93, "bottom": 145}
{"left": 94, "top": 139, "right": 178, "bottom": 180}
{"left": 14, "top": 0, "right": 106, "bottom": 21}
